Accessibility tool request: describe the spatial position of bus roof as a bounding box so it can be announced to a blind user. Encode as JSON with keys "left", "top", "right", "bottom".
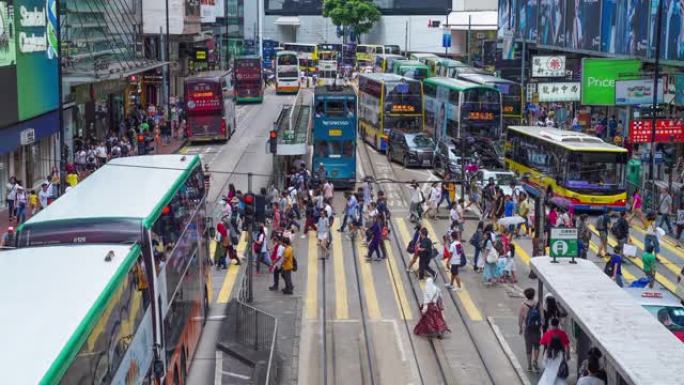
{"left": 185, "top": 70, "right": 231, "bottom": 81}
{"left": 507, "top": 126, "right": 628, "bottom": 153}
{"left": 314, "top": 85, "right": 356, "bottom": 97}
{"left": 1, "top": 244, "right": 140, "bottom": 385}
{"left": 437, "top": 58, "right": 466, "bottom": 67}
{"left": 459, "top": 73, "right": 515, "bottom": 85}
{"left": 235, "top": 55, "right": 261, "bottom": 60}
{"left": 531, "top": 257, "right": 684, "bottom": 385}
{"left": 424, "top": 76, "right": 497, "bottom": 92}
{"left": 360, "top": 72, "right": 419, "bottom": 84}
{"left": 411, "top": 53, "right": 439, "bottom": 59}
{"left": 20, "top": 154, "right": 201, "bottom": 229}
{"left": 377, "top": 54, "right": 405, "bottom": 60}
{"left": 395, "top": 60, "right": 428, "bottom": 67}
{"left": 277, "top": 50, "right": 298, "bottom": 56}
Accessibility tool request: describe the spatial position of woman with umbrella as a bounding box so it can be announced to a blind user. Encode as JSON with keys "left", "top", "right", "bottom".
{"left": 414, "top": 277, "right": 450, "bottom": 338}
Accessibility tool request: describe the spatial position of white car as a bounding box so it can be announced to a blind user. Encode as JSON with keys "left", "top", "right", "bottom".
{"left": 473, "top": 169, "right": 521, "bottom": 197}
{"left": 625, "top": 288, "right": 684, "bottom": 343}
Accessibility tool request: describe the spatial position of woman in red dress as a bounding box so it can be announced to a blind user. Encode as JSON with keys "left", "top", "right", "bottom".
{"left": 414, "top": 277, "right": 451, "bottom": 338}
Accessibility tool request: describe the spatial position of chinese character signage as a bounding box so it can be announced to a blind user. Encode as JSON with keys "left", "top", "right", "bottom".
{"left": 532, "top": 55, "right": 566, "bottom": 77}
{"left": 538, "top": 82, "right": 580, "bottom": 102}
{"left": 615, "top": 79, "right": 664, "bottom": 106}
{"left": 629, "top": 119, "right": 684, "bottom": 143}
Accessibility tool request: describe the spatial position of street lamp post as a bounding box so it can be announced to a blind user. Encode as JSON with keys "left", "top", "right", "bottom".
{"left": 444, "top": 8, "right": 452, "bottom": 56}
{"left": 55, "top": 0, "right": 66, "bottom": 195}
{"left": 649, "top": 0, "right": 664, "bottom": 212}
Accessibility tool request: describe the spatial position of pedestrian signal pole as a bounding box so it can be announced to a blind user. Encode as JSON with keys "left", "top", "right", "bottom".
{"left": 269, "top": 129, "right": 278, "bottom": 154}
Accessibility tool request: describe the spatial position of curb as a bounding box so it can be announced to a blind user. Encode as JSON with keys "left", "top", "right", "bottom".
{"left": 486, "top": 316, "right": 532, "bottom": 385}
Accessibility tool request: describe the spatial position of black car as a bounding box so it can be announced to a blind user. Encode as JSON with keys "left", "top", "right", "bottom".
{"left": 387, "top": 131, "right": 434, "bottom": 168}
{"left": 432, "top": 136, "right": 463, "bottom": 178}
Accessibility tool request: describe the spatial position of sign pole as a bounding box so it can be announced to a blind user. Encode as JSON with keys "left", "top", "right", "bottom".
{"left": 650, "top": 0, "right": 663, "bottom": 212}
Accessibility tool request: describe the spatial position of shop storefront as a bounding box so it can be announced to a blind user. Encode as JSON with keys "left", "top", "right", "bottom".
{"left": 72, "top": 79, "right": 128, "bottom": 140}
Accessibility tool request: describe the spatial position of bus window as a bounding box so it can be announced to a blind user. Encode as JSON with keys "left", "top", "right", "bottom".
{"left": 566, "top": 152, "right": 625, "bottom": 191}
{"left": 326, "top": 100, "right": 346, "bottom": 116}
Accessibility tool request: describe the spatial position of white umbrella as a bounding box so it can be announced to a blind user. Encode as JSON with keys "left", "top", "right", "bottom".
{"left": 498, "top": 215, "right": 526, "bottom": 226}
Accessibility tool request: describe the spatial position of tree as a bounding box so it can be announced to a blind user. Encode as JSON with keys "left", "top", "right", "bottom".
{"left": 322, "top": 0, "right": 381, "bottom": 44}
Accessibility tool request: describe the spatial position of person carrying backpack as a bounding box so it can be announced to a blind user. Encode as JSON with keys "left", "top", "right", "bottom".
{"left": 595, "top": 209, "right": 611, "bottom": 257}
{"left": 611, "top": 212, "right": 630, "bottom": 250}
{"left": 519, "top": 287, "right": 542, "bottom": 373}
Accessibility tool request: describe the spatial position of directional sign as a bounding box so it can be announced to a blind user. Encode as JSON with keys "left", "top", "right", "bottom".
{"left": 550, "top": 228, "right": 578, "bottom": 259}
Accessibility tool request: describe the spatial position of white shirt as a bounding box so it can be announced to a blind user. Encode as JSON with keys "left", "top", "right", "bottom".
{"left": 448, "top": 240, "right": 463, "bottom": 266}
{"left": 430, "top": 186, "right": 441, "bottom": 203}
{"left": 95, "top": 145, "right": 107, "bottom": 158}
{"left": 38, "top": 188, "right": 50, "bottom": 208}
{"left": 323, "top": 182, "right": 334, "bottom": 199}
{"left": 576, "top": 377, "right": 605, "bottom": 385}
{"left": 410, "top": 187, "right": 422, "bottom": 204}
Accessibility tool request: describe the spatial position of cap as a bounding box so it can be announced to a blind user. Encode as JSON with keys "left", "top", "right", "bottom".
{"left": 7, "top": 226, "right": 14, "bottom": 232}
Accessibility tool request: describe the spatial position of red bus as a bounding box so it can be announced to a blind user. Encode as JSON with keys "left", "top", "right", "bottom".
{"left": 234, "top": 56, "right": 264, "bottom": 103}
{"left": 184, "top": 72, "right": 237, "bottom": 142}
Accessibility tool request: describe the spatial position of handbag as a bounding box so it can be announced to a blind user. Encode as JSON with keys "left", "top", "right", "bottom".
{"left": 485, "top": 249, "right": 498, "bottom": 264}
{"left": 557, "top": 355, "right": 569, "bottom": 379}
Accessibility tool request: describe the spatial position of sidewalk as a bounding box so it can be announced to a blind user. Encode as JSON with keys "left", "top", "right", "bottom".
{"left": 0, "top": 137, "right": 187, "bottom": 234}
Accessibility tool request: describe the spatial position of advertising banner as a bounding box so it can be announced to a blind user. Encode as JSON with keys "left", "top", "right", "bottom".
{"left": 498, "top": 0, "right": 513, "bottom": 38}
{"left": 540, "top": 0, "right": 565, "bottom": 46}
{"left": 600, "top": 0, "right": 617, "bottom": 53}
{"left": 629, "top": 119, "right": 684, "bottom": 143}
{"left": 577, "top": 0, "right": 601, "bottom": 51}
{"left": 214, "top": 0, "right": 224, "bottom": 18}
{"left": 521, "top": 0, "right": 538, "bottom": 41}
{"left": 581, "top": 59, "right": 641, "bottom": 105}
{"left": 660, "top": 0, "right": 684, "bottom": 61}
{"left": 0, "top": 1, "right": 16, "bottom": 66}
{"left": 675, "top": 74, "right": 684, "bottom": 106}
{"left": 615, "top": 78, "right": 664, "bottom": 105}
{"left": 538, "top": 82, "right": 581, "bottom": 102}
{"left": 15, "top": 0, "right": 58, "bottom": 121}
{"left": 200, "top": 0, "right": 216, "bottom": 23}
{"left": 532, "top": 55, "right": 566, "bottom": 77}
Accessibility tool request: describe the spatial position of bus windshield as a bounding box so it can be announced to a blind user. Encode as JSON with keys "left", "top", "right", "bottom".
{"left": 401, "top": 67, "right": 428, "bottom": 80}
{"left": 385, "top": 45, "right": 401, "bottom": 55}
{"left": 564, "top": 152, "right": 626, "bottom": 192}
{"left": 384, "top": 81, "right": 422, "bottom": 114}
{"left": 277, "top": 55, "right": 297, "bottom": 66}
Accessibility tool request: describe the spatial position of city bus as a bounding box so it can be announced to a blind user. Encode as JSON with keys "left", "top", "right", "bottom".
{"left": 374, "top": 54, "right": 406, "bottom": 73}
{"left": 3, "top": 244, "right": 156, "bottom": 384}
{"left": 312, "top": 85, "right": 357, "bottom": 187}
{"left": 275, "top": 50, "right": 300, "bottom": 94}
{"left": 458, "top": 73, "right": 523, "bottom": 126}
{"left": 531, "top": 257, "right": 684, "bottom": 385}
{"left": 505, "top": 126, "right": 628, "bottom": 211}
{"left": 409, "top": 52, "right": 439, "bottom": 64}
{"left": 317, "top": 43, "right": 341, "bottom": 61}
{"left": 281, "top": 42, "right": 318, "bottom": 74}
{"left": 423, "top": 77, "right": 502, "bottom": 140}
{"left": 317, "top": 60, "right": 338, "bottom": 86}
{"left": 184, "top": 72, "right": 237, "bottom": 141}
{"left": 234, "top": 56, "right": 264, "bottom": 103}
{"left": 341, "top": 43, "right": 357, "bottom": 69}
{"left": 356, "top": 44, "right": 384, "bottom": 70}
{"left": 358, "top": 73, "right": 424, "bottom": 152}
{"left": 434, "top": 58, "right": 468, "bottom": 77}
{"left": 391, "top": 59, "right": 431, "bottom": 80}
{"left": 17, "top": 155, "right": 211, "bottom": 385}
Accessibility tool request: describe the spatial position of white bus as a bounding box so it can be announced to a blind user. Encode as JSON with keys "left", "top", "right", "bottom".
{"left": 17, "top": 154, "right": 211, "bottom": 385}
{"left": 2, "top": 244, "right": 156, "bottom": 384}
{"left": 281, "top": 42, "right": 318, "bottom": 75}
{"left": 275, "top": 50, "right": 300, "bottom": 94}
{"left": 317, "top": 60, "right": 338, "bottom": 86}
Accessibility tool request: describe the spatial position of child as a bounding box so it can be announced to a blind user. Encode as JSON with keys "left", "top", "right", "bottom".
{"left": 503, "top": 244, "right": 518, "bottom": 283}
{"left": 29, "top": 190, "right": 39, "bottom": 215}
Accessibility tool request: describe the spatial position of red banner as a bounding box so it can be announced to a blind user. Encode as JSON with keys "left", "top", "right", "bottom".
{"left": 628, "top": 119, "right": 684, "bottom": 143}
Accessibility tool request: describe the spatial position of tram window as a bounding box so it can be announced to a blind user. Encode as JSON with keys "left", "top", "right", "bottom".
{"left": 346, "top": 99, "right": 356, "bottom": 115}
{"left": 315, "top": 140, "right": 329, "bottom": 156}
{"left": 326, "top": 100, "right": 345, "bottom": 116}
{"left": 314, "top": 140, "right": 354, "bottom": 157}
{"left": 315, "top": 100, "right": 325, "bottom": 116}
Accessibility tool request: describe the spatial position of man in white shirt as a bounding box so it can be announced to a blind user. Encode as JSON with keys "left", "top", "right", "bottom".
{"left": 38, "top": 183, "right": 51, "bottom": 209}
{"left": 409, "top": 182, "right": 423, "bottom": 221}
{"left": 424, "top": 183, "right": 441, "bottom": 219}
{"left": 446, "top": 231, "right": 464, "bottom": 290}
{"left": 450, "top": 198, "right": 465, "bottom": 240}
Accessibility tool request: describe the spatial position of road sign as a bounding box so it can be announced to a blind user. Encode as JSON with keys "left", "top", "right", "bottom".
{"left": 550, "top": 228, "right": 578, "bottom": 261}
{"left": 442, "top": 33, "right": 451, "bottom": 48}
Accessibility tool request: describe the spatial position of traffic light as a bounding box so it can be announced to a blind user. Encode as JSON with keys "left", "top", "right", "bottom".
{"left": 269, "top": 130, "right": 278, "bottom": 154}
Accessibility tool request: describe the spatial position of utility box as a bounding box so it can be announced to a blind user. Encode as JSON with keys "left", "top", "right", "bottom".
{"left": 626, "top": 158, "right": 642, "bottom": 195}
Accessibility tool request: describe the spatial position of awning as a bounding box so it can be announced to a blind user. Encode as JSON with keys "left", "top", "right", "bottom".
{"left": 446, "top": 11, "right": 497, "bottom": 31}
{"left": 275, "top": 16, "right": 301, "bottom": 26}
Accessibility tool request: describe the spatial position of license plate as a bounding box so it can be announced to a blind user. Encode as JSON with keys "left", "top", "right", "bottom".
{"left": 422, "top": 159, "right": 431, "bottom": 166}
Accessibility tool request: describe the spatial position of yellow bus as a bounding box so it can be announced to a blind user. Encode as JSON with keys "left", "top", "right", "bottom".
{"left": 374, "top": 54, "right": 406, "bottom": 73}
{"left": 358, "top": 73, "right": 424, "bottom": 152}
{"left": 281, "top": 42, "right": 318, "bottom": 75}
{"left": 505, "top": 126, "right": 628, "bottom": 211}
{"left": 356, "top": 44, "right": 384, "bottom": 69}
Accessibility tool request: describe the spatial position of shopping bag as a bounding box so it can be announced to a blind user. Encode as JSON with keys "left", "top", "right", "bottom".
{"left": 623, "top": 244, "right": 638, "bottom": 258}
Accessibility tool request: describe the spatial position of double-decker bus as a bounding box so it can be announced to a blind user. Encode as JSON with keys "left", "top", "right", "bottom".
{"left": 275, "top": 50, "right": 300, "bottom": 94}
{"left": 184, "top": 72, "right": 237, "bottom": 141}
{"left": 281, "top": 42, "right": 318, "bottom": 74}
{"left": 505, "top": 126, "right": 628, "bottom": 211}
{"left": 374, "top": 54, "right": 406, "bottom": 73}
{"left": 409, "top": 52, "right": 439, "bottom": 64}
{"left": 312, "top": 85, "right": 357, "bottom": 187}
{"left": 434, "top": 58, "right": 467, "bottom": 77}
{"left": 384, "top": 44, "right": 402, "bottom": 55}
{"left": 341, "top": 44, "right": 357, "bottom": 68}
{"left": 423, "top": 77, "right": 502, "bottom": 140}
{"left": 3, "top": 244, "right": 156, "bottom": 384}
{"left": 17, "top": 155, "right": 211, "bottom": 385}
{"left": 358, "top": 73, "right": 424, "bottom": 152}
{"left": 356, "top": 44, "right": 384, "bottom": 70}
{"left": 391, "top": 59, "right": 431, "bottom": 80}
{"left": 317, "top": 60, "right": 338, "bottom": 86}
{"left": 234, "top": 56, "right": 264, "bottom": 103}
{"left": 458, "top": 73, "right": 523, "bottom": 126}
{"left": 317, "top": 43, "right": 341, "bottom": 61}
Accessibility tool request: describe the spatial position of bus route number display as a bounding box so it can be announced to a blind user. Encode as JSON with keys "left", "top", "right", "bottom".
{"left": 468, "top": 111, "right": 495, "bottom": 120}
{"left": 328, "top": 129, "right": 342, "bottom": 136}
{"left": 391, "top": 104, "right": 416, "bottom": 113}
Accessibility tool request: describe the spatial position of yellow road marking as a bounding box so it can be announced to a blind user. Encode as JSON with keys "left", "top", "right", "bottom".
{"left": 216, "top": 233, "right": 247, "bottom": 303}
{"left": 631, "top": 224, "right": 684, "bottom": 256}
{"left": 587, "top": 241, "right": 638, "bottom": 281}
{"left": 178, "top": 144, "right": 189, "bottom": 154}
{"left": 305, "top": 233, "right": 318, "bottom": 320}
{"left": 626, "top": 234, "right": 683, "bottom": 276}
{"left": 512, "top": 241, "right": 531, "bottom": 265}
{"left": 588, "top": 225, "right": 676, "bottom": 292}
{"left": 332, "top": 234, "right": 349, "bottom": 320}
{"left": 386, "top": 244, "right": 413, "bottom": 320}
{"left": 423, "top": 220, "right": 483, "bottom": 321}
{"left": 356, "top": 242, "right": 381, "bottom": 320}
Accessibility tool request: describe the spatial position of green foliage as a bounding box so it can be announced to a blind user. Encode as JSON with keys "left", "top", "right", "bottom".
{"left": 322, "top": 0, "right": 381, "bottom": 42}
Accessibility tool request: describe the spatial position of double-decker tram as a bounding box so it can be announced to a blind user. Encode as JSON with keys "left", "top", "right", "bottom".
{"left": 184, "top": 71, "right": 236, "bottom": 141}
{"left": 423, "top": 77, "right": 501, "bottom": 140}
{"left": 281, "top": 42, "right": 318, "bottom": 75}
{"left": 312, "top": 85, "right": 358, "bottom": 187}
{"left": 505, "top": 126, "right": 628, "bottom": 211}
{"left": 458, "top": 73, "right": 523, "bottom": 126}
{"left": 358, "top": 73, "right": 424, "bottom": 152}
{"left": 316, "top": 60, "right": 338, "bottom": 86}
{"left": 17, "top": 155, "right": 211, "bottom": 385}
{"left": 275, "top": 50, "right": 300, "bottom": 94}
{"left": 234, "top": 56, "right": 264, "bottom": 103}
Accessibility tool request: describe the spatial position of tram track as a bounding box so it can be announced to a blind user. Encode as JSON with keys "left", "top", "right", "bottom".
{"left": 359, "top": 138, "right": 501, "bottom": 385}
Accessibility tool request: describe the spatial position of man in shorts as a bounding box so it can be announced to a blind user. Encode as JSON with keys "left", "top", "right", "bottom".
{"left": 445, "top": 231, "right": 464, "bottom": 290}
{"left": 518, "top": 287, "right": 541, "bottom": 372}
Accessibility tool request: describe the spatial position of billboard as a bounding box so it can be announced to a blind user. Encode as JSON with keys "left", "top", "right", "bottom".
{"left": 200, "top": 0, "right": 216, "bottom": 23}
{"left": 676, "top": 74, "right": 684, "bottom": 106}
{"left": 498, "top": 0, "right": 514, "bottom": 38}
{"left": 569, "top": 0, "right": 601, "bottom": 51}
{"left": 521, "top": 0, "right": 539, "bottom": 41}
{"left": 532, "top": 55, "right": 566, "bottom": 77}
{"left": 615, "top": 78, "right": 664, "bottom": 105}
{"left": 629, "top": 119, "right": 684, "bottom": 143}
{"left": 538, "top": 82, "right": 581, "bottom": 102}
{"left": 660, "top": 0, "right": 684, "bottom": 61}
{"left": 0, "top": 1, "right": 16, "bottom": 66}
{"left": 540, "top": 0, "right": 565, "bottom": 46}
{"left": 600, "top": 0, "right": 617, "bottom": 52}
{"left": 581, "top": 59, "right": 641, "bottom": 105}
